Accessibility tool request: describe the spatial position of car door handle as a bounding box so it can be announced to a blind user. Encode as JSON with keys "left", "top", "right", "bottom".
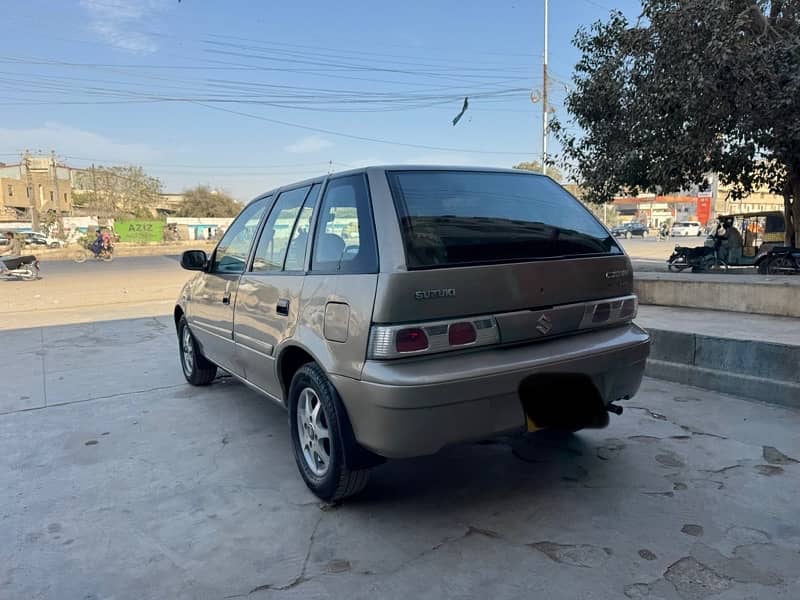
{"left": 276, "top": 298, "right": 290, "bottom": 316}
{"left": 222, "top": 292, "right": 231, "bottom": 305}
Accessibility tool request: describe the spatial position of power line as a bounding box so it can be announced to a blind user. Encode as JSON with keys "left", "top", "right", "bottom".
{"left": 191, "top": 102, "right": 531, "bottom": 156}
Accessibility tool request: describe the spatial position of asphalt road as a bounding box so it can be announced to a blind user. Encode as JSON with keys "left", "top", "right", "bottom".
{"left": 38, "top": 253, "right": 184, "bottom": 278}
{"left": 1, "top": 254, "right": 195, "bottom": 330}
{"left": 0, "top": 238, "right": 726, "bottom": 330}
{"left": 2, "top": 316, "right": 798, "bottom": 599}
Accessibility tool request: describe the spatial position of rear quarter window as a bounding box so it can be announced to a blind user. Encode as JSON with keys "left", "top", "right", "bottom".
{"left": 386, "top": 170, "right": 621, "bottom": 269}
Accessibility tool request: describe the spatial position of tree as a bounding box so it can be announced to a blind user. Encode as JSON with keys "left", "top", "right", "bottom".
{"left": 553, "top": 1, "right": 800, "bottom": 246}
{"left": 73, "top": 165, "right": 162, "bottom": 218}
{"left": 177, "top": 186, "right": 242, "bottom": 218}
{"left": 512, "top": 161, "right": 563, "bottom": 182}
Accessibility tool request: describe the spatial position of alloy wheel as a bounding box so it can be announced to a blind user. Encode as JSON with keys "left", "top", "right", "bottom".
{"left": 296, "top": 387, "right": 331, "bottom": 477}
{"left": 181, "top": 327, "right": 194, "bottom": 374}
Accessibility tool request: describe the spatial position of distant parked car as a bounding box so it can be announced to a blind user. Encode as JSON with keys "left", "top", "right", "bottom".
{"left": 670, "top": 221, "right": 703, "bottom": 237}
{"left": 611, "top": 222, "right": 649, "bottom": 239}
{"left": 23, "top": 232, "right": 63, "bottom": 248}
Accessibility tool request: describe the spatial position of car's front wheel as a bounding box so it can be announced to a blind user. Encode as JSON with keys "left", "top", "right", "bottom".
{"left": 289, "top": 363, "right": 370, "bottom": 502}
{"left": 625, "top": 231, "right": 632, "bottom": 239}
{"left": 178, "top": 315, "right": 217, "bottom": 385}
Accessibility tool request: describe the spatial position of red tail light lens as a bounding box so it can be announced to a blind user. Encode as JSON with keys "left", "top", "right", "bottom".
{"left": 395, "top": 328, "right": 429, "bottom": 353}
{"left": 620, "top": 297, "right": 637, "bottom": 319}
{"left": 592, "top": 303, "right": 611, "bottom": 323}
{"left": 448, "top": 322, "right": 477, "bottom": 345}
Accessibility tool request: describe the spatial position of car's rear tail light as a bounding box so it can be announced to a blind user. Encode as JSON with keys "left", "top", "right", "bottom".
{"left": 448, "top": 322, "right": 477, "bottom": 345}
{"left": 395, "top": 328, "right": 428, "bottom": 353}
{"left": 368, "top": 316, "right": 499, "bottom": 359}
{"left": 592, "top": 303, "right": 611, "bottom": 323}
{"left": 579, "top": 295, "right": 638, "bottom": 330}
{"left": 619, "top": 297, "right": 638, "bottom": 320}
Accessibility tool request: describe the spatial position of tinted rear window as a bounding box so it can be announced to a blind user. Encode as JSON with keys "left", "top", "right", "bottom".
{"left": 386, "top": 170, "right": 621, "bottom": 269}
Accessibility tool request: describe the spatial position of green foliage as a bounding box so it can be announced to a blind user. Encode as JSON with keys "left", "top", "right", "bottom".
{"left": 554, "top": 0, "right": 800, "bottom": 245}
{"left": 512, "top": 161, "right": 563, "bottom": 182}
{"left": 73, "top": 165, "right": 162, "bottom": 219}
{"left": 177, "top": 186, "right": 242, "bottom": 218}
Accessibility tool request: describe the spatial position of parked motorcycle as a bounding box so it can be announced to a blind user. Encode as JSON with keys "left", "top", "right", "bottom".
{"left": 667, "top": 244, "right": 720, "bottom": 272}
{"left": 759, "top": 247, "right": 800, "bottom": 275}
{"left": 1, "top": 255, "right": 40, "bottom": 281}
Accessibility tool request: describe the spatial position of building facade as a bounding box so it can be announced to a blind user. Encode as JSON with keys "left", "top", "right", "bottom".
{"left": 0, "top": 155, "right": 73, "bottom": 221}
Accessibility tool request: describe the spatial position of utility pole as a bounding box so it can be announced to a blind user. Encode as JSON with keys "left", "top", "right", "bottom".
{"left": 51, "top": 151, "right": 63, "bottom": 236}
{"left": 91, "top": 163, "right": 99, "bottom": 215}
{"left": 542, "top": 0, "right": 549, "bottom": 176}
{"left": 23, "top": 150, "right": 39, "bottom": 231}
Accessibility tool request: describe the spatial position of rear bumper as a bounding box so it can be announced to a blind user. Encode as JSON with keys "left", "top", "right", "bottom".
{"left": 332, "top": 323, "right": 650, "bottom": 458}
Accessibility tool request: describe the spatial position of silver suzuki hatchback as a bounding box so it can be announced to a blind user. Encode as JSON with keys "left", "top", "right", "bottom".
{"left": 175, "top": 166, "right": 650, "bottom": 501}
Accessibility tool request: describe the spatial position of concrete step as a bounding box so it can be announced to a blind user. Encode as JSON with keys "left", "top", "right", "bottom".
{"left": 636, "top": 306, "right": 800, "bottom": 409}
{"left": 634, "top": 271, "right": 800, "bottom": 318}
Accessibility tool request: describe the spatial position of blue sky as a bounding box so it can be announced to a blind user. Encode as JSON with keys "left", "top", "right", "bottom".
{"left": 0, "top": 0, "right": 641, "bottom": 199}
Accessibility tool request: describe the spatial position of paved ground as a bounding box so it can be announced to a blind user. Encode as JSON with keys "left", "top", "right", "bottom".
{"left": 2, "top": 316, "right": 799, "bottom": 600}
{"left": 0, "top": 255, "right": 193, "bottom": 329}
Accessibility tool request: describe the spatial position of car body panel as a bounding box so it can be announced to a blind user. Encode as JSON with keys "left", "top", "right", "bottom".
{"left": 333, "top": 323, "right": 649, "bottom": 457}
{"left": 371, "top": 255, "right": 632, "bottom": 324}
{"left": 233, "top": 273, "right": 305, "bottom": 398}
{"left": 282, "top": 274, "right": 378, "bottom": 387}
{"left": 186, "top": 272, "right": 242, "bottom": 375}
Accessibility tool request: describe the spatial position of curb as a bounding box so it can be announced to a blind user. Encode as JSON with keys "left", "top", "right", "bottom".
{"left": 634, "top": 274, "right": 800, "bottom": 318}
{"left": 645, "top": 328, "right": 800, "bottom": 409}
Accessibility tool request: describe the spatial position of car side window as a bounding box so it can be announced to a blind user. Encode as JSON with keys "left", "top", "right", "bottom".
{"left": 283, "top": 183, "right": 321, "bottom": 271}
{"left": 250, "top": 186, "right": 310, "bottom": 273}
{"left": 311, "top": 175, "right": 378, "bottom": 274}
{"left": 212, "top": 196, "right": 269, "bottom": 274}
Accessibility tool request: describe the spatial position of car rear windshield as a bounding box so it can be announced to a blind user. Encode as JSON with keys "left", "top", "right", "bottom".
{"left": 386, "top": 170, "right": 621, "bottom": 269}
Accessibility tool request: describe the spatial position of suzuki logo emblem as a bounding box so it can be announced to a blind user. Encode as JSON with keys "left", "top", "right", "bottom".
{"left": 536, "top": 314, "right": 553, "bottom": 335}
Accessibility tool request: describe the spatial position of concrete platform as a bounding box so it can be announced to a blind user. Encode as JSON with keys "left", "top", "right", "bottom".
{"left": 634, "top": 272, "right": 800, "bottom": 318}
{"left": 637, "top": 306, "right": 800, "bottom": 408}
{"left": 2, "top": 316, "right": 799, "bottom": 600}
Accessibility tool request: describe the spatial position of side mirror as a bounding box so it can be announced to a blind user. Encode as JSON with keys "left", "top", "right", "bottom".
{"left": 181, "top": 250, "right": 208, "bottom": 271}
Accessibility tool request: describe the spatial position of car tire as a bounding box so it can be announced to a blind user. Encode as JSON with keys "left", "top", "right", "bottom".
{"left": 178, "top": 315, "right": 217, "bottom": 386}
{"left": 641, "top": 230, "right": 648, "bottom": 239}
{"left": 48, "top": 242, "right": 59, "bottom": 249}
{"left": 289, "top": 363, "right": 370, "bottom": 502}
{"left": 625, "top": 231, "right": 632, "bottom": 239}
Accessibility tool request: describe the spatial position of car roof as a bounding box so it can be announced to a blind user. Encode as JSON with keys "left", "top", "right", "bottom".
{"left": 243, "top": 165, "right": 550, "bottom": 205}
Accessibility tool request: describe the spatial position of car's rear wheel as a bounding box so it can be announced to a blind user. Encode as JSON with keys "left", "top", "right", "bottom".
{"left": 289, "top": 363, "right": 370, "bottom": 502}
{"left": 641, "top": 230, "right": 648, "bottom": 239}
{"left": 178, "top": 316, "right": 217, "bottom": 385}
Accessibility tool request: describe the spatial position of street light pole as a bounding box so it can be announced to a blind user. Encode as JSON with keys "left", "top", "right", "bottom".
{"left": 542, "top": 0, "right": 549, "bottom": 176}
{"left": 23, "top": 150, "right": 39, "bottom": 231}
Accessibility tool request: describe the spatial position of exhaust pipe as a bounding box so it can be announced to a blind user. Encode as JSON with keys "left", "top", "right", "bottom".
{"left": 607, "top": 402, "right": 624, "bottom": 415}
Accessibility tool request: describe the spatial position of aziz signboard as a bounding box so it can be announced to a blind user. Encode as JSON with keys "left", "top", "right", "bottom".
{"left": 116, "top": 220, "right": 164, "bottom": 243}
